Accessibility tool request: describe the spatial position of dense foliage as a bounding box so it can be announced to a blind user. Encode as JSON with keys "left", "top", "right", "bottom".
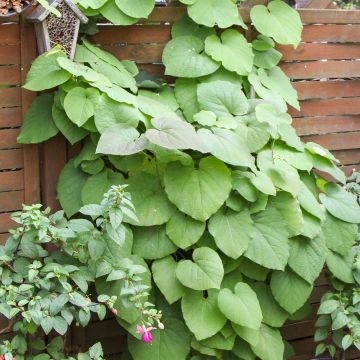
{"left": 315, "top": 172, "right": 360, "bottom": 359}
{"left": 17, "top": 0, "right": 360, "bottom": 359}
{"left": 0, "top": 186, "right": 162, "bottom": 359}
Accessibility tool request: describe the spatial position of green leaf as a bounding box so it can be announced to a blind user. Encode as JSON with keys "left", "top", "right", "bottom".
{"left": 250, "top": 324, "right": 284, "bottom": 360}
{"left": 301, "top": 210, "right": 322, "bottom": 239}
{"left": 64, "top": 87, "right": 99, "bottom": 127}
{"left": 81, "top": 169, "right": 124, "bottom": 205}
{"left": 100, "top": 0, "right": 137, "bottom": 25}
{"left": 245, "top": 207, "right": 289, "bottom": 270}
{"left": 250, "top": 0, "right": 302, "bottom": 46}
{"left": 174, "top": 78, "right": 200, "bottom": 122}
{"left": 53, "top": 316, "right": 68, "bottom": 335}
{"left": 232, "top": 324, "right": 259, "bottom": 348}
{"left": 183, "top": 0, "right": 246, "bottom": 29}
{"left": 18, "top": 94, "right": 59, "bottom": 144}
{"left": 176, "top": 247, "right": 224, "bottom": 290}
{"left": 23, "top": 49, "right": 71, "bottom": 91}
{"left": 297, "top": 182, "right": 325, "bottom": 221}
{"left": 166, "top": 210, "right": 205, "bottom": 249}
{"left": 94, "top": 94, "right": 144, "bottom": 133}
{"left": 239, "top": 258, "right": 269, "bottom": 281}
{"left": 52, "top": 105, "right": 88, "bottom": 145}
{"left": 323, "top": 213, "right": 358, "bottom": 256}
{"left": 257, "top": 67, "right": 299, "bottom": 110}
{"left": 205, "top": 30, "right": 253, "bottom": 76}
{"left": 96, "top": 124, "right": 148, "bottom": 156}
{"left": 57, "top": 57, "right": 102, "bottom": 83}
{"left": 326, "top": 249, "right": 355, "bottom": 284}
{"left": 319, "top": 183, "right": 360, "bottom": 223}
{"left": 163, "top": 36, "right": 220, "bottom": 78}
{"left": 250, "top": 282, "right": 289, "bottom": 327}
{"left": 218, "top": 282, "right": 262, "bottom": 329}
{"left": 269, "top": 192, "right": 304, "bottom": 237}
{"left": 288, "top": 235, "right": 326, "bottom": 284}
{"left": 194, "top": 110, "right": 217, "bottom": 126}
{"left": 253, "top": 47, "right": 282, "bottom": 70}
{"left": 232, "top": 338, "right": 256, "bottom": 360}
{"left": 312, "top": 154, "right": 346, "bottom": 184}
{"left": 197, "top": 80, "right": 249, "bottom": 117}
{"left": 198, "top": 128, "right": 255, "bottom": 169}
{"left": 132, "top": 226, "right": 177, "bottom": 260}
{"left": 146, "top": 118, "right": 206, "bottom": 152}
{"left": 182, "top": 289, "right": 227, "bottom": 341}
{"left": 164, "top": 156, "right": 232, "bottom": 222}
{"left": 127, "top": 171, "right": 175, "bottom": 226}
{"left": 172, "top": 15, "right": 216, "bottom": 41}
{"left": 115, "top": 0, "right": 154, "bottom": 18}
{"left": 318, "top": 299, "right": 339, "bottom": 315}
{"left": 208, "top": 208, "right": 253, "bottom": 259}
{"left": 128, "top": 318, "right": 191, "bottom": 360}
{"left": 200, "top": 331, "right": 236, "bottom": 351}
{"left": 270, "top": 268, "right": 313, "bottom": 314}
{"left": 152, "top": 256, "right": 186, "bottom": 304}
{"left": 248, "top": 172, "right": 276, "bottom": 196}
{"left": 57, "top": 160, "right": 89, "bottom": 217}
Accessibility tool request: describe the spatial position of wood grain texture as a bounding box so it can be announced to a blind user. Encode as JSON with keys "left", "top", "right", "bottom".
{"left": 0, "top": 190, "right": 24, "bottom": 212}
{"left": 0, "top": 65, "right": 21, "bottom": 85}
{"left": 0, "top": 149, "right": 23, "bottom": 170}
{"left": 0, "top": 129, "right": 21, "bottom": 149}
{"left": 0, "top": 170, "right": 24, "bottom": 191}
{"left": 0, "top": 23, "right": 19, "bottom": 45}
{"left": 0, "top": 107, "right": 22, "bottom": 128}
{"left": 0, "top": 45, "right": 20, "bottom": 65}
{"left": 0, "top": 87, "right": 21, "bottom": 107}
{"left": 301, "top": 24, "right": 360, "bottom": 42}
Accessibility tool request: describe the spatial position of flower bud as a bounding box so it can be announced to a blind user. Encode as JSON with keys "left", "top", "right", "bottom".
{"left": 111, "top": 308, "right": 118, "bottom": 315}
{"left": 158, "top": 322, "right": 164, "bottom": 330}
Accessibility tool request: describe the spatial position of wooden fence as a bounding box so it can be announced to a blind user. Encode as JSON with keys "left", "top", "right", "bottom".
{"left": 0, "top": 4, "right": 360, "bottom": 359}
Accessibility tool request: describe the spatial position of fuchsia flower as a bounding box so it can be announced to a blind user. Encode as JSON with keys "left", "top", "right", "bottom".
{"left": 111, "top": 308, "right": 118, "bottom": 315}
{"left": 136, "top": 325, "right": 154, "bottom": 343}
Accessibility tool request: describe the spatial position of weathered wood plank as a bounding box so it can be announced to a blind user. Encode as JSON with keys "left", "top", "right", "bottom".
{"left": 0, "top": 107, "right": 22, "bottom": 128}
{"left": 0, "top": 87, "right": 21, "bottom": 107}
{"left": 279, "top": 42, "right": 360, "bottom": 61}
{"left": 293, "top": 80, "right": 360, "bottom": 100}
{"left": 332, "top": 149, "right": 360, "bottom": 165}
{"left": 0, "top": 170, "right": 24, "bottom": 191}
{"left": 0, "top": 213, "right": 16, "bottom": 233}
{"left": 0, "top": 65, "right": 21, "bottom": 85}
{"left": 293, "top": 115, "right": 360, "bottom": 135}
{"left": 303, "top": 132, "right": 360, "bottom": 150}
{"left": 0, "top": 23, "right": 19, "bottom": 45}
{"left": 281, "top": 60, "right": 360, "bottom": 80}
{"left": 301, "top": 24, "right": 360, "bottom": 43}
{"left": 0, "top": 129, "right": 21, "bottom": 149}
{"left": 0, "top": 149, "right": 23, "bottom": 170}
{"left": 0, "top": 190, "right": 24, "bottom": 212}
{"left": 0, "top": 45, "right": 20, "bottom": 65}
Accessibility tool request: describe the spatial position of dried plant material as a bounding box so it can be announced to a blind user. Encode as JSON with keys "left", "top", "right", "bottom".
{"left": 0, "top": 0, "right": 29, "bottom": 15}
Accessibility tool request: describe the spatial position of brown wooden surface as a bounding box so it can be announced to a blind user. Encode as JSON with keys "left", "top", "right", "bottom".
{"left": 0, "top": 5, "right": 360, "bottom": 360}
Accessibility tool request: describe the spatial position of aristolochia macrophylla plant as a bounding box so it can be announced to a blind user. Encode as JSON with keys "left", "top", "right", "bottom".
{"left": 0, "top": 186, "right": 162, "bottom": 359}
{"left": 17, "top": 1, "right": 360, "bottom": 359}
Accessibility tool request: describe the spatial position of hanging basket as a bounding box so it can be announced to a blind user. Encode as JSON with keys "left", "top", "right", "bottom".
{"left": 0, "top": 0, "right": 33, "bottom": 17}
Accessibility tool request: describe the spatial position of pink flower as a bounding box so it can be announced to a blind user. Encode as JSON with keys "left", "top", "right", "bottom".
{"left": 111, "top": 308, "right": 118, "bottom": 315}
{"left": 136, "top": 325, "right": 154, "bottom": 343}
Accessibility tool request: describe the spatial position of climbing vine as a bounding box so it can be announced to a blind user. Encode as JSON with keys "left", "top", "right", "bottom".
{"left": 16, "top": 0, "right": 360, "bottom": 359}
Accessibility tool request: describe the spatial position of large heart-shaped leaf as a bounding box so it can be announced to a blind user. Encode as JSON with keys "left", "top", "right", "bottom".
{"left": 323, "top": 213, "right": 358, "bottom": 256}
{"left": 198, "top": 128, "right": 255, "bottom": 169}
{"left": 250, "top": 0, "right": 302, "bottom": 46}
{"left": 250, "top": 283, "right": 289, "bottom": 328}
{"left": 57, "top": 160, "right": 89, "bottom": 218}
{"left": 172, "top": 14, "right": 216, "bottom": 41}
{"left": 297, "top": 182, "right": 325, "bottom": 221}
{"left": 182, "top": 0, "right": 246, "bottom": 29}
{"left": 57, "top": 57, "right": 101, "bottom": 83}
{"left": 319, "top": 183, "right": 360, "bottom": 223}
{"left": 181, "top": 289, "right": 227, "bottom": 340}
{"left": 268, "top": 192, "right": 304, "bottom": 237}
{"left": 250, "top": 324, "right": 284, "bottom": 360}
{"left": 166, "top": 210, "right": 205, "bottom": 249}
{"left": 127, "top": 172, "right": 175, "bottom": 226}
{"left": 164, "top": 156, "right": 232, "bottom": 222}
{"left": 197, "top": 81, "right": 249, "bottom": 117}
{"left": 326, "top": 250, "right": 355, "bottom": 284}
{"left": 96, "top": 124, "right": 149, "bottom": 156}
{"left": 205, "top": 30, "right": 253, "bottom": 76}
{"left": 132, "top": 226, "right": 177, "bottom": 260}
{"left": 174, "top": 78, "right": 200, "bottom": 122}
{"left": 176, "top": 247, "right": 224, "bottom": 290}
{"left": 146, "top": 118, "right": 206, "bottom": 152}
{"left": 23, "top": 49, "right": 71, "bottom": 91}
{"left": 245, "top": 207, "right": 289, "bottom": 270}
{"left": 209, "top": 208, "right": 253, "bottom": 259}
{"left": 100, "top": 0, "right": 137, "bottom": 25}
{"left": 128, "top": 318, "right": 191, "bottom": 360}
{"left": 162, "top": 36, "right": 220, "bottom": 78}
{"left": 288, "top": 235, "right": 326, "bottom": 284}
{"left": 64, "top": 87, "right": 99, "bottom": 127}
{"left": 257, "top": 67, "right": 299, "bottom": 110}
{"left": 114, "top": 0, "right": 154, "bottom": 18}
{"left": 270, "top": 268, "right": 313, "bottom": 314}
{"left": 17, "top": 94, "right": 59, "bottom": 144}
{"left": 152, "top": 256, "right": 186, "bottom": 304}
{"left": 218, "top": 282, "right": 262, "bottom": 329}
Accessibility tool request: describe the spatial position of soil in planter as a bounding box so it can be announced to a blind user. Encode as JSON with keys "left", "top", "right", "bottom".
{"left": 0, "top": 0, "right": 30, "bottom": 15}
